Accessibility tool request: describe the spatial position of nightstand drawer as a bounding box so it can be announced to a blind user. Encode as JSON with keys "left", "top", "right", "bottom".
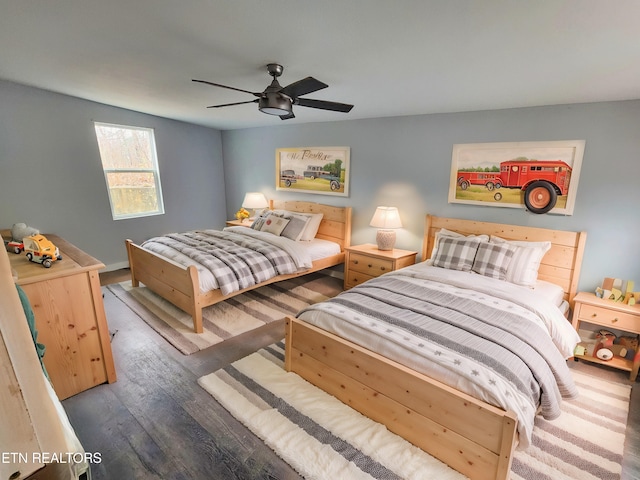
{"left": 345, "top": 270, "right": 376, "bottom": 288}
{"left": 348, "top": 253, "right": 394, "bottom": 277}
{"left": 577, "top": 304, "right": 640, "bottom": 333}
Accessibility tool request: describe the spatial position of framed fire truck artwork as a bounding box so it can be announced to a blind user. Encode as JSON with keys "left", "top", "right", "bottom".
{"left": 448, "top": 140, "right": 585, "bottom": 215}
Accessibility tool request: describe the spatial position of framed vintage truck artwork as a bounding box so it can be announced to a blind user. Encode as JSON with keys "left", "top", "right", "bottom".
{"left": 448, "top": 140, "right": 585, "bottom": 214}
{"left": 276, "top": 147, "right": 350, "bottom": 197}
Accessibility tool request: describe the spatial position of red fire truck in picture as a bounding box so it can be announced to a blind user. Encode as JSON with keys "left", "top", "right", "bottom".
{"left": 456, "top": 159, "right": 572, "bottom": 213}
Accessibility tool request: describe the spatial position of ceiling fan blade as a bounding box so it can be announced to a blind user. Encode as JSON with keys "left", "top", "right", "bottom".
{"left": 206, "top": 99, "right": 259, "bottom": 108}
{"left": 280, "top": 77, "right": 328, "bottom": 98}
{"left": 296, "top": 98, "right": 354, "bottom": 113}
{"left": 192, "top": 79, "right": 261, "bottom": 97}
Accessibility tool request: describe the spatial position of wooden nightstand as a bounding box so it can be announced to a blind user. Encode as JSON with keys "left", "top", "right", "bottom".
{"left": 344, "top": 243, "right": 417, "bottom": 290}
{"left": 225, "top": 219, "right": 252, "bottom": 227}
{"left": 572, "top": 291, "right": 640, "bottom": 381}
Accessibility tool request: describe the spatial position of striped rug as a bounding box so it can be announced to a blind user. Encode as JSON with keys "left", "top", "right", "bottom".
{"left": 106, "top": 272, "right": 342, "bottom": 355}
{"left": 198, "top": 342, "right": 631, "bottom": 480}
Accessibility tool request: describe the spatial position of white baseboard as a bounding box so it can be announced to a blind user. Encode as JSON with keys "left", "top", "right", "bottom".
{"left": 102, "top": 261, "right": 129, "bottom": 272}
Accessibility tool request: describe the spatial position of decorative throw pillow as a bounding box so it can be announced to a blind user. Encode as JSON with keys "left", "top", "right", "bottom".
{"left": 260, "top": 215, "right": 290, "bottom": 236}
{"left": 429, "top": 228, "right": 489, "bottom": 263}
{"left": 250, "top": 210, "right": 271, "bottom": 231}
{"left": 432, "top": 236, "right": 481, "bottom": 271}
{"left": 270, "top": 210, "right": 323, "bottom": 241}
{"left": 472, "top": 242, "right": 516, "bottom": 280}
{"left": 280, "top": 213, "right": 312, "bottom": 241}
{"left": 489, "top": 236, "right": 551, "bottom": 287}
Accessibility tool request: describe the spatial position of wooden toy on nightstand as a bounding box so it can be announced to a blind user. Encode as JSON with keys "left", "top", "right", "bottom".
{"left": 344, "top": 243, "right": 417, "bottom": 290}
{"left": 572, "top": 291, "right": 640, "bottom": 381}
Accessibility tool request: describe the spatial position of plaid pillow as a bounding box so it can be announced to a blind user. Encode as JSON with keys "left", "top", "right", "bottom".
{"left": 432, "top": 236, "right": 481, "bottom": 271}
{"left": 472, "top": 242, "right": 516, "bottom": 280}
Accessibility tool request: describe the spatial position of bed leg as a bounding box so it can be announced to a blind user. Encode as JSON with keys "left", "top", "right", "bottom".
{"left": 193, "top": 309, "right": 203, "bottom": 334}
{"left": 125, "top": 239, "right": 140, "bottom": 287}
{"left": 284, "top": 317, "right": 293, "bottom": 372}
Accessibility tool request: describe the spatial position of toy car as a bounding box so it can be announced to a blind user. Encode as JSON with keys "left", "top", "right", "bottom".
{"left": 4, "top": 240, "right": 24, "bottom": 254}
{"left": 23, "top": 234, "right": 62, "bottom": 268}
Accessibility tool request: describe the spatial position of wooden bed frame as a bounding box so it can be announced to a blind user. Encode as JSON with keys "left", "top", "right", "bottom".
{"left": 126, "top": 200, "right": 351, "bottom": 333}
{"left": 285, "top": 215, "right": 587, "bottom": 480}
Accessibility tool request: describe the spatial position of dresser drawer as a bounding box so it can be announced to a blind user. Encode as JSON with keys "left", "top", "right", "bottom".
{"left": 577, "top": 304, "right": 640, "bottom": 333}
{"left": 348, "top": 253, "right": 394, "bottom": 277}
{"left": 345, "top": 270, "right": 376, "bottom": 288}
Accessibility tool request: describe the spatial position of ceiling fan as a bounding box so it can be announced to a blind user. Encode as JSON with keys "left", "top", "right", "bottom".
{"left": 192, "top": 63, "right": 354, "bottom": 120}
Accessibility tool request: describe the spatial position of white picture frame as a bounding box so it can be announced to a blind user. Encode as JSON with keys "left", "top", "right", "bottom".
{"left": 448, "top": 140, "right": 585, "bottom": 215}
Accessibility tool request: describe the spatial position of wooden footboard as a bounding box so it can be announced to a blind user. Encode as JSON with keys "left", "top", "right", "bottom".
{"left": 285, "top": 317, "right": 518, "bottom": 480}
{"left": 126, "top": 239, "right": 204, "bottom": 332}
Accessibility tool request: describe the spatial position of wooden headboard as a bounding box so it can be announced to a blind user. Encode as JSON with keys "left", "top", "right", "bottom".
{"left": 271, "top": 200, "right": 352, "bottom": 251}
{"left": 422, "top": 215, "right": 587, "bottom": 305}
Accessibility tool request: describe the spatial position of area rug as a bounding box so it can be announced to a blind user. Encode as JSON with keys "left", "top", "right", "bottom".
{"left": 106, "top": 272, "right": 342, "bottom": 355}
{"left": 198, "top": 342, "right": 631, "bottom": 480}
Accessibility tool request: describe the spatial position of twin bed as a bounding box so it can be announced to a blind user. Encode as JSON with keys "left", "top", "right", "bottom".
{"left": 126, "top": 206, "right": 586, "bottom": 480}
{"left": 286, "top": 215, "right": 586, "bottom": 480}
{"left": 126, "top": 200, "right": 352, "bottom": 333}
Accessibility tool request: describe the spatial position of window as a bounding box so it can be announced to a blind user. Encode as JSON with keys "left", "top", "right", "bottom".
{"left": 94, "top": 122, "right": 164, "bottom": 220}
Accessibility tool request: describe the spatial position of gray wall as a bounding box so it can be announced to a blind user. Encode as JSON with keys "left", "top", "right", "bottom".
{"left": 222, "top": 101, "right": 640, "bottom": 292}
{"left": 0, "top": 80, "right": 226, "bottom": 268}
{"left": 1, "top": 77, "right": 638, "bottom": 293}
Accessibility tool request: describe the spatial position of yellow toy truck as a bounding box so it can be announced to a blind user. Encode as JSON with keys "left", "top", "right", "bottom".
{"left": 23, "top": 234, "right": 62, "bottom": 268}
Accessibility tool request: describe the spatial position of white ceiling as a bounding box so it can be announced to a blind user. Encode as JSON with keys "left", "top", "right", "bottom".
{"left": 1, "top": 1, "right": 639, "bottom": 130}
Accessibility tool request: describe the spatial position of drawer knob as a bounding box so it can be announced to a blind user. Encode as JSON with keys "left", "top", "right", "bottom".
{"left": 612, "top": 318, "right": 619, "bottom": 323}
{"left": 380, "top": 266, "right": 386, "bottom": 271}
{"left": 591, "top": 313, "right": 597, "bottom": 318}
{"left": 368, "top": 263, "right": 373, "bottom": 268}
{"left": 354, "top": 260, "right": 358, "bottom": 265}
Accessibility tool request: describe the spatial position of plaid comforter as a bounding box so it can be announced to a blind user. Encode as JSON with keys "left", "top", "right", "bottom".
{"left": 297, "top": 265, "right": 579, "bottom": 448}
{"left": 142, "top": 230, "right": 301, "bottom": 295}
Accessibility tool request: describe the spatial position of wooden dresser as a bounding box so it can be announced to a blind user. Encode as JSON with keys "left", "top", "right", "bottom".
{"left": 5, "top": 232, "right": 116, "bottom": 399}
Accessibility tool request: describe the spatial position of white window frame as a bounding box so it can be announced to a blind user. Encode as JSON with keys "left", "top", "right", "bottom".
{"left": 94, "top": 122, "right": 165, "bottom": 220}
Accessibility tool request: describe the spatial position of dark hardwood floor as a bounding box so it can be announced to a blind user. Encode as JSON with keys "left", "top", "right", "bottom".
{"left": 62, "top": 270, "right": 638, "bottom": 480}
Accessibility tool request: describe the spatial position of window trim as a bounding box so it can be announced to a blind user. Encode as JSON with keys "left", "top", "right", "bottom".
{"left": 94, "top": 122, "right": 165, "bottom": 220}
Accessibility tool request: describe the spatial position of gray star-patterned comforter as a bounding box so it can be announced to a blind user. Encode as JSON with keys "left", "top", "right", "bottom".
{"left": 296, "top": 263, "right": 580, "bottom": 448}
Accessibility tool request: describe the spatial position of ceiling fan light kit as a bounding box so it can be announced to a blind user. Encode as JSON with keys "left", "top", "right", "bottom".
{"left": 259, "top": 93, "right": 292, "bottom": 116}
{"left": 193, "top": 63, "right": 353, "bottom": 120}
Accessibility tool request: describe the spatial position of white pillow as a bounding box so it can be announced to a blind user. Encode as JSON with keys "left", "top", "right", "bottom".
{"left": 489, "top": 236, "right": 551, "bottom": 287}
{"left": 299, "top": 213, "right": 324, "bottom": 241}
{"left": 260, "top": 215, "right": 290, "bottom": 236}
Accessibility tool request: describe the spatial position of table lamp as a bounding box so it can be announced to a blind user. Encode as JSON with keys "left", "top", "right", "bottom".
{"left": 369, "top": 206, "right": 402, "bottom": 250}
{"left": 242, "top": 192, "right": 269, "bottom": 218}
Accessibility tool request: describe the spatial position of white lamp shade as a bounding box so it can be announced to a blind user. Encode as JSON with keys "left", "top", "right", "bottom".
{"left": 242, "top": 192, "right": 269, "bottom": 209}
{"left": 369, "top": 206, "right": 402, "bottom": 229}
